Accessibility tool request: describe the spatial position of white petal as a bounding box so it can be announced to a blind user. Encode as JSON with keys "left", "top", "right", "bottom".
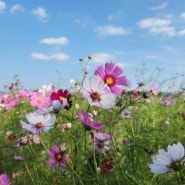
{"left": 168, "top": 142, "right": 184, "bottom": 161}
{"left": 149, "top": 164, "right": 170, "bottom": 174}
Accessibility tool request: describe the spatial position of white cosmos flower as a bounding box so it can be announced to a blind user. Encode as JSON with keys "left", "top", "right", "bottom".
{"left": 81, "top": 75, "right": 117, "bottom": 109}
{"left": 149, "top": 142, "right": 185, "bottom": 174}
{"left": 20, "top": 112, "right": 56, "bottom": 134}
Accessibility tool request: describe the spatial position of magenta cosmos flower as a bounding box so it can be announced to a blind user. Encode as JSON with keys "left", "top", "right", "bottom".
{"left": 3, "top": 95, "right": 19, "bottom": 110}
{"left": 81, "top": 75, "right": 117, "bottom": 109}
{"left": 0, "top": 174, "right": 11, "bottom": 185}
{"left": 96, "top": 62, "right": 128, "bottom": 95}
{"left": 50, "top": 89, "right": 72, "bottom": 110}
{"left": 47, "top": 143, "right": 70, "bottom": 171}
{"left": 20, "top": 112, "right": 56, "bottom": 134}
{"left": 92, "top": 132, "right": 112, "bottom": 153}
{"left": 78, "top": 110, "right": 104, "bottom": 131}
{"left": 30, "top": 91, "right": 51, "bottom": 109}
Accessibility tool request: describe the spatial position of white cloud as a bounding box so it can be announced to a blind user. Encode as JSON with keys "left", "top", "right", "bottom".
{"left": 95, "top": 25, "right": 130, "bottom": 36}
{"left": 0, "top": 1, "right": 6, "bottom": 14}
{"left": 138, "top": 18, "right": 175, "bottom": 36}
{"left": 180, "top": 12, "right": 185, "bottom": 20}
{"left": 149, "top": 3, "right": 168, "bottom": 10}
{"left": 40, "top": 37, "right": 69, "bottom": 45}
{"left": 138, "top": 18, "right": 171, "bottom": 28}
{"left": 178, "top": 29, "right": 185, "bottom": 36}
{"left": 10, "top": 4, "right": 24, "bottom": 14}
{"left": 31, "top": 52, "right": 70, "bottom": 61}
{"left": 32, "top": 7, "right": 48, "bottom": 21}
{"left": 91, "top": 53, "right": 115, "bottom": 63}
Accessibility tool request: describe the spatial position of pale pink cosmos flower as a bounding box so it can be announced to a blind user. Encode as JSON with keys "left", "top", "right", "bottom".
{"left": 81, "top": 75, "right": 117, "bottom": 109}
{"left": 3, "top": 95, "right": 19, "bottom": 110}
{"left": 20, "top": 112, "right": 56, "bottom": 135}
{"left": 96, "top": 62, "right": 128, "bottom": 95}
{"left": 149, "top": 85, "right": 159, "bottom": 95}
{"left": 30, "top": 91, "right": 51, "bottom": 109}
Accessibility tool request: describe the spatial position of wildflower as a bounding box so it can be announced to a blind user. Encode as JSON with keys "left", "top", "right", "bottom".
{"left": 47, "top": 143, "right": 70, "bottom": 171}
{"left": 78, "top": 110, "right": 104, "bottom": 131}
{"left": 92, "top": 132, "right": 112, "bottom": 153}
{"left": 20, "top": 112, "right": 56, "bottom": 135}
{"left": 6, "top": 131, "right": 16, "bottom": 141}
{"left": 0, "top": 174, "right": 11, "bottom": 185}
{"left": 158, "top": 98, "right": 175, "bottom": 106}
{"left": 12, "top": 171, "right": 21, "bottom": 179}
{"left": 81, "top": 75, "right": 117, "bottom": 109}
{"left": 181, "top": 112, "right": 185, "bottom": 120}
{"left": 143, "top": 92, "right": 150, "bottom": 99}
{"left": 138, "top": 82, "right": 144, "bottom": 87}
{"left": 149, "top": 85, "right": 159, "bottom": 95}
{"left": 14, "top": 155, "right": 24, "bottom": 160}
{"left": 149, "top": 142, "right": 185, "bottom": 174}
{"left": 103, "top": 157, "right": 114, "bottom": 171}
{"left": 121, "top": 109, "right": 131, "bottom": 119}
{"left": 62, "top": 123, "right": 72, "bottom": 132}
{"left": 30, "top": 92, "right": 51, "bottom": 109}
{"left": 122, "top": 138, "right": 128, "bottom": 145}
{"left": 50, "top": 89, "right": 72, "bottom": 110}
{"left": 3, "top": 95, "right": 19, "bottom": 110}
{"left": 96, "top": 62, "right": 128, "bottom": 95}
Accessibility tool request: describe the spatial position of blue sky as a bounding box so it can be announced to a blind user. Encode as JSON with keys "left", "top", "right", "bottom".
{"left": 1, "top": 0, "right": 185, "bottom": 91}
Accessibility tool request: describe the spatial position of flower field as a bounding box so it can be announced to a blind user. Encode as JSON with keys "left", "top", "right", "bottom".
{"left": 0, "top": 57, "right": 185, "bottom": 185}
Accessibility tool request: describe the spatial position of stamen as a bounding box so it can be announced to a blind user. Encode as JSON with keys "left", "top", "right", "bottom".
{"left": 105, "top": 77, "right": 114, "bottom": 86}
{"left": 91, "top": 92, "right": 101, "bottom": 101}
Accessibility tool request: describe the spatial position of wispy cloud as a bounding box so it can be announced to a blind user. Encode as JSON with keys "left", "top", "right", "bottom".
{"left": 91, "top": 53, "right": 115, "bottom": 63}
{"left": 178, "top": 29, "right": 185, "bottom": 36}
{"left": 0, "top": 1, "right": 6, "bottom": 14}
{"left": 10, "top": 4, "right": 24, "bottom": 14}
{"left": 32, "top": 7, "right": 48, "bottom": 22}
{"left": 138, "top": 17, "right": 175, "bottom": 36}
{"left": 40, "top": 37, "right": 69, "bottom": 45}
{"left": 180, "top": 12, "right": 185, "bottom": 20}
{"left": 149, "top": 3, "right": 168, "bottom": 11}
{"left": 31, "top": 52, "right": 70, "bottom": 61}
{"left": 95, "top": 25, "right": 130, "bottom": 36}
{"left": 107, "top": 11, "right": 123, "bottom": 21}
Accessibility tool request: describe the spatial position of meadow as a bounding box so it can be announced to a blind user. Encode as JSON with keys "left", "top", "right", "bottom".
{"left": 0, "top": 57, "right": 185, "bottom": 185}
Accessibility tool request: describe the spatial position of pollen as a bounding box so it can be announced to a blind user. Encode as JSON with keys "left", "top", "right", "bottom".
{"left": 59, "top": 96, "right": 63, "bottom": 101}
{"left": 91, "top": 92, "right": 101, "bottom": 101}
{"left": 56, "top": 153, "right": 63, "bottom": 161}
{"left": 36, "top": 122, "right": 43, "bottom": 128}
{"left": 105, "top": 77, "right": 114, "bottom": 86}
{"left": 37, "top": 99, "right": 42, "bottom": 104}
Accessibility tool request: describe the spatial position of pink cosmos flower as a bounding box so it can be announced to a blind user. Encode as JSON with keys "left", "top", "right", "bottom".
{"left": 92, "top": 132, "right": 112, "bottom": 153}
{"left": 78, "top": 110, "right": 104, "bottom": 131}
{"left": 81, "top": 75, "right": 117, "bottom": 109}
{"left": 47, "top": 143, "right": 70, "bottom": 171}
{"left": 149, "top": 85, "right": 159, "bottom": 95}
{"left": 30, "top": 92, "right": 51, "bottom": 109}
{"left": 3, "top": 95, "right": 19, "bottom": 110}
{"left": 96, "top": 62, "right": 128, "bottom": 95}
{"left": 0, "top": 174, "right": 11, "bottom": 185}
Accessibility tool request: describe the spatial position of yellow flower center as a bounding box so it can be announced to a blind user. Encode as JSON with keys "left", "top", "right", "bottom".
{"left": 56, "top": 153, "right": 63, "bottom": 161}
{"left": 105, "top": 77, "right": 114, "bottom": 86}
{"left": 91, "top": 92, "right": 101, "bottom": 101}
{"left": 59, "top": 96, "right": 63, "bottom": 101}
{"left": 37, "top": 99, "right": 42, "bottom": 104}
{"left": 36, "top": 122, "right": 43, "bottom": 128}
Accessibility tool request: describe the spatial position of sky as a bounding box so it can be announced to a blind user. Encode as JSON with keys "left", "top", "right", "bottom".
{"left": 1, "top": 0, "right": 185, "bottom": 92}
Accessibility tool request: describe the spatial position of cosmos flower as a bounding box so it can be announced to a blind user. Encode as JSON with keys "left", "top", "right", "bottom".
{"left": 3, "top": 95, "right": 19, "bottom": 110}
{"left": 121, "top": 109, "right": 131, "bottom": 119}
{"left": 81, "top": 75, "right": 117, "bottom": 109}
{"left": 0, "top": 174, "right": 11, "bottom": 185}
{"left": 20, "top": 112, "right": 56, "bottom": 135}
{"left": 158, "top": 98, "right": 175, "bottom": 107}
{"left": 149, "top": 142, "right": 185, "bottom": 174}
{"left": 50, "top": 89, "right": 72, "bottom": 110}
{"left": 78, "top": 110, "right": 104, "bottom": 131}
{"left": 95, "top": 62, "right": 128, "bottom": 95}
{"left": 149, "top": 85, "right": 159, "bottom": 95}
{"left": 92, "top": 132, "right": 112, "bottom": 153}
{"left": 103, "top": 157, "right": 114, "bottom": 171}
{"left": 47, "top": 143, "right": 70, "bottom": 171}
{"left": 30, "top": 91, "right": 51, "bottom": 109}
